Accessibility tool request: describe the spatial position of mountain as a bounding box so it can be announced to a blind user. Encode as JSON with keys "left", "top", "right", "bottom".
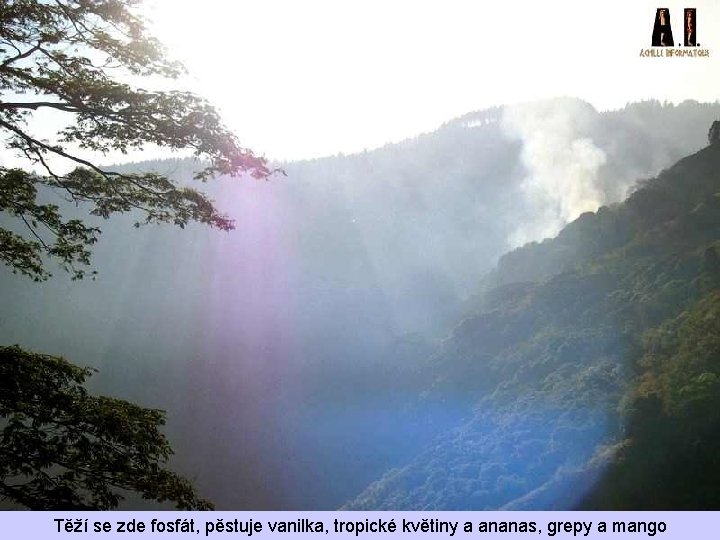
{"left": 345, "top": 132, "right": 720, "bottom": 510}
{"left": 1, "top": 98, "right": 719, "bottom": 509}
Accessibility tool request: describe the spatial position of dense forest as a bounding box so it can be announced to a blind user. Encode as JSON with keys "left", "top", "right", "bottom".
{"left": 2, "top": 98, "right": 720, "bottom": 509}
{"left": 347, "top": 126, "right": 720, "bottom": 509}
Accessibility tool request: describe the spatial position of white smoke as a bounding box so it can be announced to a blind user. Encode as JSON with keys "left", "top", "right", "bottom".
{"left": 502, "top": 100, "right": 607, "bottom": 247}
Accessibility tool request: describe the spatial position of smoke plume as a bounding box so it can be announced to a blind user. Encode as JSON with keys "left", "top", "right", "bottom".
{"left": 502, "top": 99, "right": 607, "bottom": 247}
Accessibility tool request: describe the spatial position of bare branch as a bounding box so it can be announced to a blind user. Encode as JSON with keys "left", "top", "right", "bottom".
{"left": 0, "top": 117, "right": 122, "bottom": 177}
{"left": 0, "top": 102, "right": 80, "bottom": 113}
{"left": 0, "top": 43, "right": 41, "bottom": 70}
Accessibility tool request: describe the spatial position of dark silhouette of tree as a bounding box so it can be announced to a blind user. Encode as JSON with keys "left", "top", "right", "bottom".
{"left": 1, "top": 0, "right": 277, "bottom": 281}
{"left": 709, "top": 120, "right": 720, "bottom": 146}
{"left": 0, "top": 0, "right": 276, "bottom": 509}
{"left": 0, "top": 346, "right": 212, "bottom": 510}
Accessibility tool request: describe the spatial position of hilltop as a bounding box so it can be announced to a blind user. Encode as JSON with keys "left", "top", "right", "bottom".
{"left": 347, "top": 132, "right": 720, "bottom": 510}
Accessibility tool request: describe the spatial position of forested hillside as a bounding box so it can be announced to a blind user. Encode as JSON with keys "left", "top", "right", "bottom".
{"left": 346, "top": 134, "right": 720, "bottom": 510}
{"left": 2, "top": 99, "right": 719, "bottom": 509}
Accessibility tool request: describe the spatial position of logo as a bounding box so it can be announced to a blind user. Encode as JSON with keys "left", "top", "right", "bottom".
{"left": 652, "top": 8, "right": 674, "bottom": 46}
{"left": 684, "top": 8, "right": 697, "bottom": 46}
{"left": 640, "top": 7, "right": 709, "bottom": 58}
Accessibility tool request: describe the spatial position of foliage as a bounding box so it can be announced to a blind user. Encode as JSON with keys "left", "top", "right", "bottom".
{"left": 347, "top": 141, "right": 720, "bottom": 510}
{"left": 709, "top": 120, "right": 720, "bottom": 145}
{"left": 0, "top": 0, "right": 275, "bottom": 280}
{"left": 0, "top": 0, "right": 266, "bottom": 509}
{"left": 583, "top": 292, "right": 720, "bottom": 508}
{"left": 0, "top": 345, "right": 212, "bottom": 510}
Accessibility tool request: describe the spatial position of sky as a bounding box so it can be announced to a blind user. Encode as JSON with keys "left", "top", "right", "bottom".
{"left": 142, "top": 0, "right": 720, "bottom": 161}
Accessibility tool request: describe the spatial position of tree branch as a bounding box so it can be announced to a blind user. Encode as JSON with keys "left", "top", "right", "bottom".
{"left": 17, "top": 213, "right": 50, "bottom": 251}
{"left": 0, "top": 117, "right": 124, "bottom": 178}
{"left": 0, "top": 43, "right": 41, "bottom": 70}
{"left": 0, "top": 102, "right": 81, "bottom": 113}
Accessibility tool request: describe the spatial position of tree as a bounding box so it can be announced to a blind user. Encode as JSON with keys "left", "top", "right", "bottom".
{"left": 0, "top": 346, "right": 212, "bottom": 510}
{"left": 1, "top": 0, "right": 276, "bottom": 281}
{"left": 709, "top": 120, "right": 720, "bottom": 146}
{"left": 0, "top": 0, "right": 275, "bottom": 509}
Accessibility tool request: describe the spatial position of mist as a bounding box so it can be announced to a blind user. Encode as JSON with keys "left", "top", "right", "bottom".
{"left": 502, "top": 99, "right": 608, "bottom": 246}
{"left": 1, "top": 98, "right": 718, "bottom": 509}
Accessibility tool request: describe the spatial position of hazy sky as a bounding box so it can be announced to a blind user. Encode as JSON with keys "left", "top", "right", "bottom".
{"left": 2, "top": 0, "right": 719, "bottom": 169}
{"left": 144, "top": 0, "right": 720, "bottom": 161}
